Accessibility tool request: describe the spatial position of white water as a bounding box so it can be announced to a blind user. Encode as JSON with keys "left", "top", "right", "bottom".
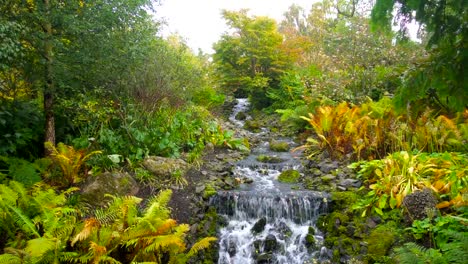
{"left": 212, "top": 99, "right": 329, "bottom": 264}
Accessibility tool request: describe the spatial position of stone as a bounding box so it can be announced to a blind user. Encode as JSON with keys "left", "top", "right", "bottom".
{"left": 318, "top": 160, "right": 339, "bottom": 173}
{"left": 256, "top": 155, "right": 284, "bottom": 163}
{"left": 321, "top": 174, "right": 336, "bottom": 182}
{"left": 402, "top": 188, "right": 438, "bottom": 222}
{"left": 243, "top": 177, "right": 254, "bottom": 184}
{"left": 235, "top": 111, "right": 247, "bottom": 120}
{"left": 277, "top": 169, "right": 301, "bottom": 183}
{"left": 338, "top": 178, "right": 362, "bottom": 189}
{"left": 276, "top": 221, "right": 292, "bottom": 239}
{"left": 195, "top": 184, "right": 205, "bottom": 194}
{"left": 264, "top": 234, "right": 278, "bottom": 253}
{"left": 256, "top": 253, "right": 273, "bottom": 264}
{"left": 269, "top": 140, "right": 290, "bottom": 152}
{"left": 80, "top": 172, "right": 139, "bottom": 208}
{"left": 142, "top": 156, "right": 189, "bottom": 178}
{"left": 251, "top": 217, "right": 267, "bottom": 234}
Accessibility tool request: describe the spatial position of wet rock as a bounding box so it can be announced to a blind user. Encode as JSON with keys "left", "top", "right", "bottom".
{"left": 318, "top": 160, "right": 339, "bottom": 173}
{"left": 321, "top": 174, "right": 336, "bottom": 182}
{"left": 243, "top": 177, "right": 254, "bottom": 184}
{"left": 195, "top": 184, "right": 205, "bottom": 194}
{"left": 269, "top": 140, "right": 290, "bottom": 152}
{"left": 256, "top": 253, "right": 273, "bottom": 264}
{"left": 142, "top": 156, "right": 189, "bottom": 178}
{"left": 244, "top": 120, "right": 261, "bottom": 132}
{"left": 228, "top": 240, "right": 237, "bottom": 257}
{"left": 338, "top": 179, "right": 362, "bottom": 189}
{"left": 277, "top": 169, "right": 300, "bottom": 183}
{"left": 235, "top": 111, "right": 247, "bottom": 120}
{"left": 276, "top": 221, "right": 292, "bottom": 238}
{"left": 252, "top": 217, "right": 267, "bottom": 234}
{"left": 256, "top": 155, "right": 284, "bottom": 163}
{"left": 402, "top": 188, "right": 438, "bottom": 222}
{"left": 81, "top": 172, "right": 139, "bottom": 208}
{"left": 264, "top": 234, "right": 278, "bottom": 253}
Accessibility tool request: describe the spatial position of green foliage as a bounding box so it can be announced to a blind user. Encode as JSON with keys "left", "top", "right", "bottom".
{"left": 0, "top": 100, "right": 44, "bottom": 158}
{"left": 0, "top": 156, "right": 42, "bottom": 186}
{"left": 213, "top": 9, "right": 293, "bottom": 109}
{"left": 372, "top": 0, "right": 468, "bottom": 112}
{"left": 396, "top": 212, "right": 468, "bottom": 263}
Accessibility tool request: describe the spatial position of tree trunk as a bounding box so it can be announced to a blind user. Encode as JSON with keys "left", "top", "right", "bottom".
{"left": 43, "top": 0, "right": 55, "bottom": 155}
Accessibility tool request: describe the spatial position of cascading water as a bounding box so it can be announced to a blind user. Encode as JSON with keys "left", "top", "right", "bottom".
{"left": 212, "top": 98, "right": 329, "bottom": 264}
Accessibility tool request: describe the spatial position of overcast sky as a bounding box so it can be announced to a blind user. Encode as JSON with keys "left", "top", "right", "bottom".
{"left": 156, "top": 0, "right": 317, "bottom": 54}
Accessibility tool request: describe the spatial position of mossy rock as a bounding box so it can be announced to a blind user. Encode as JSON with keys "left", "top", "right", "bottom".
{"left": 81, "top": 172, "right": 139, "bottom": 208}
{"left": 366, "top": 224, "right": 396, "bottom": 261}
{"left": 256, "top": 155, "right": 284, "bottom": 163}
{"left": 269, "top": 140, "right": 290, "bottom": 152}
{"left": 277, "top": 169, "right": 300, "bottom": 183}
{"left": 142, "top": 156, "right": 189, "bottom": 178}
{"left": 235, "top": 111, "right": 247, "bottom": 120}
{"left": 203, "top": 183, "right": 217, "bottom": 199}
{"left": 244, "top": 120, "right": 261, "bottom": 132}
{"left": 330, "top": 191, "right": 359, "bottom": 211}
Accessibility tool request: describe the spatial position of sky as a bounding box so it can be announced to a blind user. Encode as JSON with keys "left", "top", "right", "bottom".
{"left": 156, "top": 0, "right": 317, "bottom": 54}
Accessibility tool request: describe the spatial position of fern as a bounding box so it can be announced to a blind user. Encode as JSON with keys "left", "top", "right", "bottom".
{"left": 395, "top": 242, "right": 447, "bottom": 264}
{"left": 185, "top": 237, "right": 217, "bottom": 259}
{"left": 143, "top": 190, "right": 172, "bottom": 221}
{"left": 438, "top": 230, "right": 468, "bottom": 263}
{"left": 0, "top": 253, "right": 24, "bottom": 264}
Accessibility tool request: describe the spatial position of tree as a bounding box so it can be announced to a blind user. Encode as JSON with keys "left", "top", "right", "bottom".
{"left": 213, "top": 10, "right": 293, "bottom": 109}
{"left": 0, "top": 0, "right": 157, "bottom": 153}
{"left": 371, "top": 0, "right": 468, "bottom": 112}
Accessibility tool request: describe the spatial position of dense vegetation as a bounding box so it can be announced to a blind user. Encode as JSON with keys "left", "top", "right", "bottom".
{"left": 1, "top": 0, "right": 466, "bottom": 263}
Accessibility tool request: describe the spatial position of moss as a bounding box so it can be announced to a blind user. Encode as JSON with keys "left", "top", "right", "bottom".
{"left": 256, "top": 155, "right": 283, "bottom": 163}
{"left": 244, "top": 120, "right": 261, "bottom": 132}
{"left": 366, "top": 224, "right": 396, "bottom": 261}
{"left": 277, "top": 169, "right": 300, "bottom": 183}
{"left": 330, "top": 191, "right": 359, "bottom": 211}
{"left": 269, "top": 140, "right": 289, "bottom": 152}
{"left": 203, "top": 184, "right": 217, "bottom": 199}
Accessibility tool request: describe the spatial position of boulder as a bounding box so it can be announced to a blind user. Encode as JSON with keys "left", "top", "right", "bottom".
{"left": 235, "top": 111, "right": 247, "bottom": 120}
{"left": 402, "top": 188, "right": 438, "bottom": 222}
{"left": 252, "top": 217, "right": 267, "bottom": 234}
{"left": 264, "top": 234, "right": 278, "bottom": 253}
{"left": 80, "top": 172, "right": 139, "bottom": 208}
{"left": 338, "top": 179, "right": 362, "bottom": 189}
{"left": 318, "top": 160, "right": 339, "bottom": 173}
{"left": 142, "top": 156, "right": 190, "bottom": 178}
{"left": 256, "top": 155, "right": 284, "bottom": 163}
{"left": 277, "top": 170, "right": 301, "bottom": 183}
{"left": 256, "top": 253, "right": 273, "bottom": 264}
{"left": 269, "top": 140, "right": 290, "bottom": 152}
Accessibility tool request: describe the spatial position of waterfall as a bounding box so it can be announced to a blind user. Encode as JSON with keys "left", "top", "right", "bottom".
{"left": 213, "top": 98, "right": 329, "bottom": 264}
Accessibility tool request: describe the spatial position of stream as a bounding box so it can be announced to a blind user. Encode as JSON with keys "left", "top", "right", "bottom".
{"left": 211, "top": 98, "right": 330, "bottom": 264}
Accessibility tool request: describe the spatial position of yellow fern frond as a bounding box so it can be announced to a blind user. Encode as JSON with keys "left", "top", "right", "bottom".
{"left": 72, "top": 218, "right": 100, "bottom": 246}
{"left": 185, "top": 237, "right": 217, "bottom": 258}
{"left": 155, "top": 219, "right": 177, "bottom": 235}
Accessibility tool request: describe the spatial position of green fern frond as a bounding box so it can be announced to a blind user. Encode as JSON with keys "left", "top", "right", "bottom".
{"left": 0, "top": 253, "right": 24, "bottom": 264}
{"left": 6, "top": 204, "right": 40, "bottom": 238}
{"left": 439, "top": 230, "right": 468, "bottom": 263}
{"left": 395, "top": 242, "right": 447, "bottom": 264}
{"left": 143, "top": 190, "right": 172, "bottom": 220}
{"left": 25, "top": 237, "right": 57, "bottom": 258}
